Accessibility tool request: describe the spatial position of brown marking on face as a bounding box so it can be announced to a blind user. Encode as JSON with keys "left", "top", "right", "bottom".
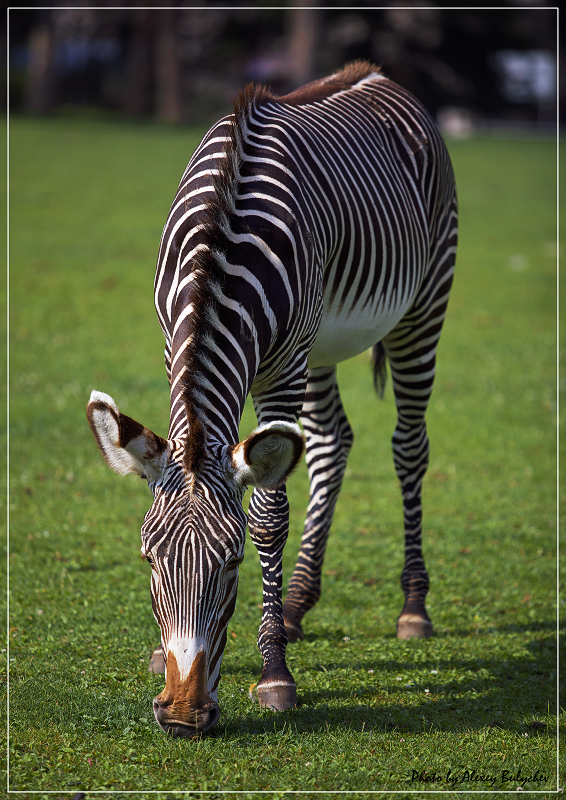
{"left": 155, "top": 650, "right": 212, "bottom": 722}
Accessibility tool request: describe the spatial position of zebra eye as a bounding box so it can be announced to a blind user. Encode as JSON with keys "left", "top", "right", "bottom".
{"left": 142, "top": 551, "right": 155, "bottom": 567}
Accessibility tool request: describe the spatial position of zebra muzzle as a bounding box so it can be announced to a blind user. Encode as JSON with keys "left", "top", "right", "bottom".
{"left": 152, "top": 649, "right": 220, "bottom": 736}
{"left": 152, "top": 697, "right": 220, "bottom": 737}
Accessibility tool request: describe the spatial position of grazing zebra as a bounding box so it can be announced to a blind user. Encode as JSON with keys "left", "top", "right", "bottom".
{"left": 87, "top": 61, "right": 457, "bottom": 737}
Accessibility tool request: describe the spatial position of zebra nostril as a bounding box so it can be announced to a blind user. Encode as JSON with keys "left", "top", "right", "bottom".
{"left": 206, "top": 704, "right": 221, "bottom": 729}
{"left": 153, "top": 696, "right": 173, "bottom": 714}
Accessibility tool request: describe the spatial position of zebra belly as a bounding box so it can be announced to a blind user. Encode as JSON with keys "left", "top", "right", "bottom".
{"left": 307, "top": 302, "right": 406, "bottom": 368}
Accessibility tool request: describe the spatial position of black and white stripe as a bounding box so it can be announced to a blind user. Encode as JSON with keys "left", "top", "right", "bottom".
{"left": 88, "top": 61, "right": 457, "bottom": 734}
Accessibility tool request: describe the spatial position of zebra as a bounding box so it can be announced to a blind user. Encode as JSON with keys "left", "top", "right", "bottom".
{"left": 87, "top": 61, "right": 457, "bottom": 737}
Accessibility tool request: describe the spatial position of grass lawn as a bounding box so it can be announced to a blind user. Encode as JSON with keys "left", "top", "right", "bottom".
{"left": 6, "top": 115, "right": 560, "bottom": 797}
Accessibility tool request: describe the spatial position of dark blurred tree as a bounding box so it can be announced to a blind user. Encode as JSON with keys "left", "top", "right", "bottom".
{"left": 25, "top": 10, "right": 56, "bottom": 114}
{"left": 286, "top": 1, "right": 321, "bottom": 89}
{"left": 8, "top": 6, "right": 558, "bottom": 126}
{"left": 155, "top": 8, "right": 181, "bottom": 123}
{"left": 123, "top": 9, "right": 152, "bottom": 118}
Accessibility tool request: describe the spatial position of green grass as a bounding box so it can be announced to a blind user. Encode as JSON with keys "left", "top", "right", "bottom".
{"left": 6, "top": 116, "right": 560, "bottom": 797}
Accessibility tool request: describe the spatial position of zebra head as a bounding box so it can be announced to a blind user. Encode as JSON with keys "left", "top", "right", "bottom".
{"left": 86, "top": 390, "right": 304, "bottom": 736}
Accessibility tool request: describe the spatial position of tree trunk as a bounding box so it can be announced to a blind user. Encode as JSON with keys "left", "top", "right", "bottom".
{"left": 123, "top": 9, "right": 153, "bottom": 118}
{"left": 25, "top": 15, "right": 56, "bottom": 114}
{"left": 155, "top": 8, "right": 182, "bottom": 124}
{"left": 286, "top": 1, "right": 321, "bottom": 90}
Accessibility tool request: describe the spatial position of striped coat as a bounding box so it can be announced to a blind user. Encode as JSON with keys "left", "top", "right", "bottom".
{"left": 87, "top": 61, "right": 457, "bottom": 736}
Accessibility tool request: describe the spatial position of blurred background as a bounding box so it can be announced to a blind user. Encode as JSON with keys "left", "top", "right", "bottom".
{"left": 6, "top": 3, "right": 560, "bottom": 135}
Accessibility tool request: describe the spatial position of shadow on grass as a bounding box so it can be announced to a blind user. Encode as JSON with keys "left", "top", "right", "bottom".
{"left": 296, "top": 618, "right": 558, "bottom": 645}
{"left": 11, "top": 622, "right": 557, "bottom": 743}
{"left": 215, "top": 703, "right": 558, "bottom": 742}
{"left": 434, "top": 619, "right": 558, "bottom": 637}
{"left": 218, "top": 629, "right": 558, "bottom": 737}
{"left": 131, "top": 621, "right": 559, "bottom": 739}
{"left": 217, "top": 687, "right": 556, "bottom": 741}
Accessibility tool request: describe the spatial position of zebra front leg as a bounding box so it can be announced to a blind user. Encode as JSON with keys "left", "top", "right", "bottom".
{"left": 248, "top": 486, "right": 297, "bottom": 710}
{"left": 283, "top": 367, "right": 353, "bottom": 642}
{"left": 148, "top": 645, "right": 165, "bottom": 673}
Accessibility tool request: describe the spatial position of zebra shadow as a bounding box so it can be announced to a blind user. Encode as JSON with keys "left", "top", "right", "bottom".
{"left": 217, "top": 628, "right": 557, "bottom": 737}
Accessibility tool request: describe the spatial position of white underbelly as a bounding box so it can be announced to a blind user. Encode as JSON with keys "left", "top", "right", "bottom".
{"left": 307, "top": 301, "right": 407, "bottom": 368}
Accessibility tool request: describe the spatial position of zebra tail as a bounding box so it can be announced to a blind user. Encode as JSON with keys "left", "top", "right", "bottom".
{"left": 371, "top": 342, "right": 388, "bottom": 399}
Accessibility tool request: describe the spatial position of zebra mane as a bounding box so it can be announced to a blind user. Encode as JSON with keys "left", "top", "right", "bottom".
{"left": 232, "top": 60, "right": 381, "bottom": 113}
{"left": 181, "top": 89, "right": 253, "bottom": 474}
{"left": 181, "top": 83, "right": 273, "bottom": 473}
{"left": 181, "top": 60, "right": 381, "bottom": 473}
{"left": 271, "top": 60, "right": 381, "bottom": 106}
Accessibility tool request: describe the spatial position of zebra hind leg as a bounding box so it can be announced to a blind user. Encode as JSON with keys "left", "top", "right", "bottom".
{"left": 391, "top": 413, "right": 434, "bottom": 640}
{"left": 283, "top": 367, "right": 353, "bottom": 642}
{"left": 384, "top": 316, "right": 447, "bottom": 639}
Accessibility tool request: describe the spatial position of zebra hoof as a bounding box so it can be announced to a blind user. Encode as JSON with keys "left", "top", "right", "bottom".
{"left": 396, "top": 614, "right": 433, "bottom": 639}
{"left": 284, "top": 618, "right": 304, "bottom": 643}
{"left": 148, "top": 646, "right": 165, "bottom": 673}
{"left": 256, "top": 681, "right": 297, "bottom": 711}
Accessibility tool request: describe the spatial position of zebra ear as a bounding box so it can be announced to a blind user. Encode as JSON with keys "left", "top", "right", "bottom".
{"left": 86, "top": 391, "right": 169, "bottom": 482}
{"left": 230, "top": 421, "right": 305, "bottom": 490}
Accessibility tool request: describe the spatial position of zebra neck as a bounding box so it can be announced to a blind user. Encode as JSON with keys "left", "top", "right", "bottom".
{"left": 166, "top": 346, "right": 250, "bottom": 471}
